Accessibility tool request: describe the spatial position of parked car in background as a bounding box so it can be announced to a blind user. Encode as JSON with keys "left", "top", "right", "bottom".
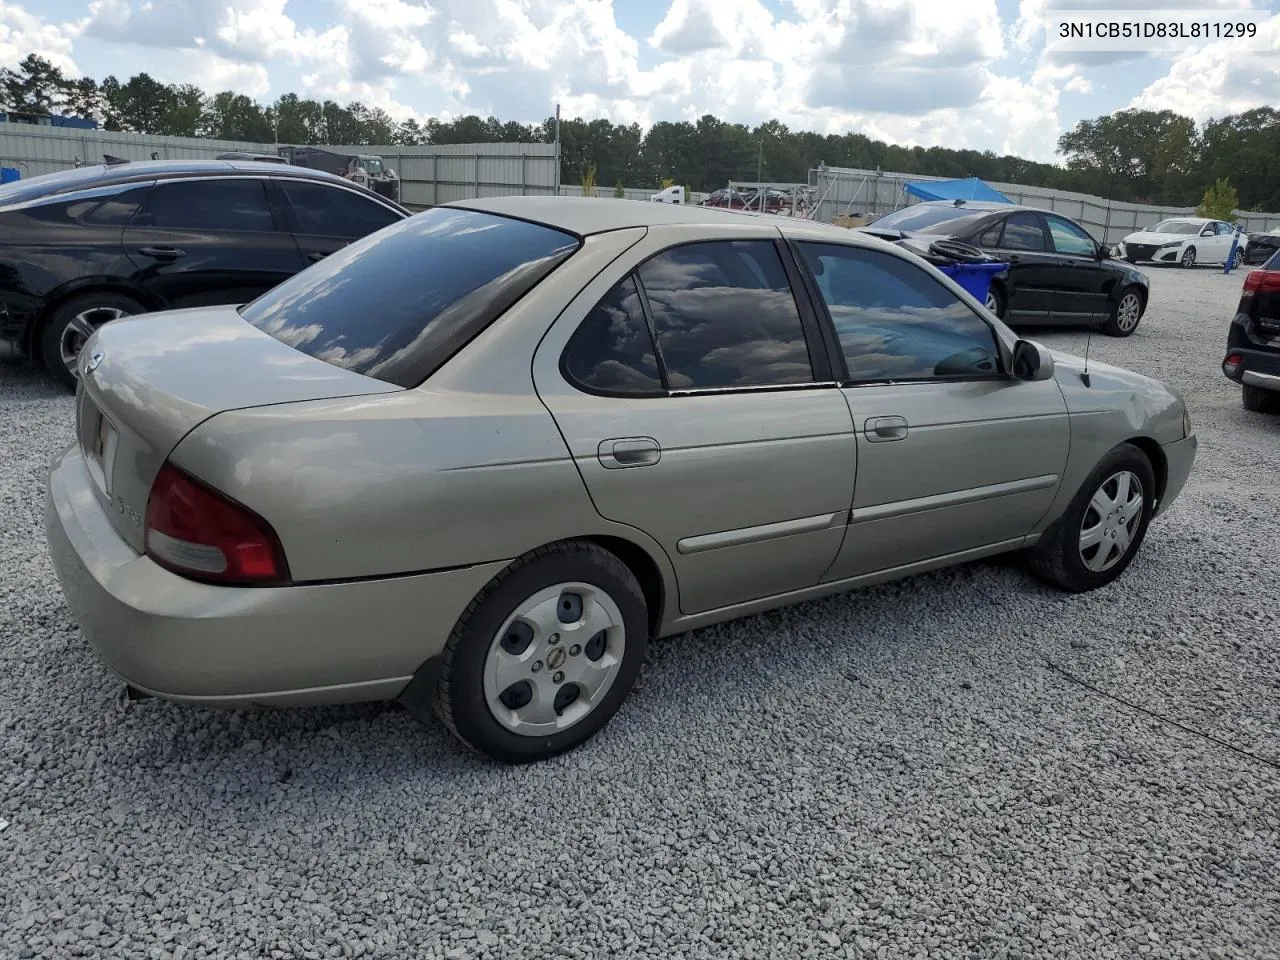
{"left": 214, "top": 152, "right": 288, "bottom": 164}
{"left": 1222, "top": 249, "right": 1280, "bottom": 413}
{"left": 46, "top": 197, "right": 1196, "bottom": 764}
{"left": 0, "top": 159, "right": 408, "bottom": 387}
{"left": 701, "top": 188, "right": 750, "bottom": 209}
{"left": 1117, "top": 217, "right": 1246, "bottom": 269}
{"left": 861, "top": 201, "right": 1150, "bottom": 336}
{"left": 1244, "top": 227, "right": 1280, "bottom": 266}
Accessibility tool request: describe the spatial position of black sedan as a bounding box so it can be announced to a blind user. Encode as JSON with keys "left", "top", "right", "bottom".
{"left": 859, "top": 201, "right": 1150, "bottom": 337}
{"left": 0, "top": 159, "right": 408, "bottom": 387}
{"left": 1245, "top": 229, "right": 1280, "bottom": 266}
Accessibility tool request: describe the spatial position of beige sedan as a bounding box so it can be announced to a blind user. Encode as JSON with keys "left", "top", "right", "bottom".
{"left": 46, "top": 197, "right": 1197, "bottom": 763}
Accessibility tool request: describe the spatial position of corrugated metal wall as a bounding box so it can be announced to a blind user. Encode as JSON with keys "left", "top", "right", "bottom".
{"left": 809, "top": 165, "right": 1280, "bottom": 242}
{"left": 0, "top": 126, "right": 558, "bottom": 208}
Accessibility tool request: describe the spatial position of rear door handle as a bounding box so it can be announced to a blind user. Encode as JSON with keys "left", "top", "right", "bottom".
{"left": 865, "top": 416, "right": 909, "bottom": 442}
{"left": 136, "top": 246, "right": 186, "bottom": 260}
{"left": 598, "top": 437, "right": 661, "bottom": 468}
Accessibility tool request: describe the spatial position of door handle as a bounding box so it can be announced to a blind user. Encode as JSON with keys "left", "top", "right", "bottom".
{"left": 136, "top": 246, "right": 186, "bottom": 260}
{"left": 598, "top": 437, "right": 661, "bottom": 469}
{"left": 308, "top": 251, "right": 329, "bottom": 262}
{"left": 864, "top": 416, "right": 908, "bottom": 442}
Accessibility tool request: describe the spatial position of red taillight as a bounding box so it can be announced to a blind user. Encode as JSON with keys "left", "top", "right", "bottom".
{"left": 1223, "top": 353, "right": 1243, "bottom": 377}
{"left": 144, "top": 463, "right": 290, "bottom": 585}
{"left": 1243, "top": 270, "right": 1280, "bottom": 295}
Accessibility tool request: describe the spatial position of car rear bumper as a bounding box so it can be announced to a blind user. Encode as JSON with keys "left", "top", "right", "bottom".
{"left": 45, "top": 443, "right": 509, "bottom": 708}
{"left": 1222, "top": 337, "right": 1280, "bottom": 392}
{"left": 1156, "top": 434, "right": 1197, "bottom": 517}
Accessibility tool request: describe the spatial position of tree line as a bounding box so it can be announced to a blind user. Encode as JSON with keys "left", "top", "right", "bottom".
{"left": 3, "top": 54, "right": 1278, "bottom": 211}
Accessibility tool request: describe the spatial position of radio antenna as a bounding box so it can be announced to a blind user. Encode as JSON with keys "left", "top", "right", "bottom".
{"left": 1081, "top": 327, "right": 1093, "bottom": 388}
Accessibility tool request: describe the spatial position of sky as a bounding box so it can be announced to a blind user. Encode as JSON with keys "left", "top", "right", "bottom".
{"left": 1, "top": 0, "right": 1277, "bottom": 162}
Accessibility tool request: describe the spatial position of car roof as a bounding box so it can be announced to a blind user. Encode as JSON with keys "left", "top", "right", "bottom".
{"left": 0, "top": 158, "right": 383, "bottom": 206}
{"left": 906, "top": 199, "right": 1059, "bottom": 217}
{"left": 446, "top": 196, "right": 844, "bottom": 236}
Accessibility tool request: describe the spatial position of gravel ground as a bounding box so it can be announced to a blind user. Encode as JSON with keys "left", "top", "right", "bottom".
{"left": 2, "top": 265, "right": 1279, "bottom": 960}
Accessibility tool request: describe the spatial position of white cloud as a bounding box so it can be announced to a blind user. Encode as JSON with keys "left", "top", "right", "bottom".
{"left": 1065, "top": 74, "right": 1092, "bottom": 94}
{"left": 0, "top": 1, "right": 81, "bottom": 75}
{"left": 1129, "top": 12, "right": 1280, "bottom": 123}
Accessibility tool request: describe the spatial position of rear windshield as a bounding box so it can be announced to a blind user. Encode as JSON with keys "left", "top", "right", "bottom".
{"left": 868, "top": 205, "right": 991, "bottom": 235}
{"left": 0, "top": 165, "right": 111, "bottom": 205}
{"left": 240, "top": 207, "right": 580, "bottom": 388}
{"left": 1151, "top": 220, "right": 1202, "bottom": 234}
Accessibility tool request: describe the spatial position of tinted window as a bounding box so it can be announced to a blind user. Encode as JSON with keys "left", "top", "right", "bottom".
{"left": 563, "top": 276, "right": 663, "bottom": 395}
{"left": 868, "top": 205, "right": 992, "bottom": 235}
{"left": 978, "top": 220, "right": 1004, "bottom": 247}
{"left": 798, "top": 243, "right": 1001, "bottom": 382}
{"left": 1047, "top": 216, "right": 1096, "bottom": 256}
{"left": 137, "top": 179, "right": 275, "bottom": 232}
{"left": 241, "top": 207, "right": 579, "bottom": 388}
{"left": 280, "top": 180, "right": 402, "bottom": 239}
{"left": 637, "top": 241, "right": 813, "bottom": 389}
{"left": 999, "top": 212, "right": 1046, "bottom": 251}
{"left": 22, "top": 185, "right": 148, "bottom": 227}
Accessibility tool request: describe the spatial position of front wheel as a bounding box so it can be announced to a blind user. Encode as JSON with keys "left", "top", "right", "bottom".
{"left": 41, "top": 292, "right": 145, "bottom": 390}
{"left": 1102, "top": 286, "right": 1144, "bottom": 337}
{"left": 1026, "top": 443, "right": 1156, "bottom": 593}
{"left": 1180, "top": 246, "right": 1197, "bottom": 269}
{"left": 434, "top": 541, "right": 649, "bottom": 763}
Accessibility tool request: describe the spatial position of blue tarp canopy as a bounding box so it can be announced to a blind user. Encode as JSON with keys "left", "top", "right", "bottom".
{"left": 902, "top": 177, "right": 1011, "bottom": 204}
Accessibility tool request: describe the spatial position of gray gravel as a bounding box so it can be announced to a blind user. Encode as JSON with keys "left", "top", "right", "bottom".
{"left": 3, "top": 265, "right": 1279, "bottom": 959}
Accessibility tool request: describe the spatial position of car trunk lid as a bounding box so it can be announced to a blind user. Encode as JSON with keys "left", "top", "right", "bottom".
{"left": 75, "top": 305, "right": 401, "bottom": 553}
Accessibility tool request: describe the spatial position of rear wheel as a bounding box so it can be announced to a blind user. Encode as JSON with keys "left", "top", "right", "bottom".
{"left": 1026, "top": 443, "right": 1156, "bottom": 593}
{"left": 1242, "top": 383, "right": 1280, "bottom": 414}
{"left": 1231, "top": 246, "right": 1243, "bottom": 269}
{"left": 984, "top": 283, "right": 1006, "bottom": 319}
{"left": 1180, "top": 246, "right": 1197, "bottom": 269}
{"left": 41, "top": 292, "right": 145, "bottom": 390}
{"left": 1102, "top": 286, "right": 1144, "bottom": 337}
{"left": 435, "top": 541, "right": 649, "bottom": 763}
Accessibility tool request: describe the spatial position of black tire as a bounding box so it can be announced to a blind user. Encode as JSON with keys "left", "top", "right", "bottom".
{"left": 1101, "top": 285, "right": 1144, "bottom": 338}
{"left": 1180, "top": 246, "right": 1197, "bottom": 269}
{"left": 1026, "top": 443, "right": 1156, "bottom": 594}
{"left": 41, "top": 292, "right": 145, "bottom": 390}
{"left": 1231, "top": 246, "right": 1244, "bottom": 270}
{"left": 435, "top": 540, "right": 649, "bottom": 764}
{"left": 1242, "top": 383, "right": 1280, "bottom": 414}
{"left": 984, "top": 282, "right": 1006, "bottom": 319}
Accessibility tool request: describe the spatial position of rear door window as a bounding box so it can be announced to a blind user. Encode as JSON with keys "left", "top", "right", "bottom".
{"left": 1046, "top": 215, "right": 1097, "bottom": 256}
{"left": 241, "top": 207, "right": 580, "bottom": 388}
{"left": 278, "top": 180, "right": 402, "bottom": 239}
{"left": 999, "top": 212, "right": 1047, "bottom": 252}
{"left": 562, "top": 276, "right": 664, "bottom": 395}
{"left": 134, "top": 178, "right": 276, "bottom": 232}
{"left": 636, "top": 240, "right": 815, "bottom": 389}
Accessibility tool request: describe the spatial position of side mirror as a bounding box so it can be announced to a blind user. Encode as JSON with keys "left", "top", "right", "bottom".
{"left": 1012, "top": 339, "right": 1055, "bottom": 382}
{"left": 1095, "top": 241, "right": 1107, "bottom": 259}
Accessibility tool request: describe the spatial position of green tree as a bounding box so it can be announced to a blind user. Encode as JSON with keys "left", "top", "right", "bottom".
{"left": 614, "top": 180, "right": 625, "bottom": 198}
{"left": 108, "top": 73, "right": 176, "bottom": 133}
{"left": 1196, "top": 178, "right": 1240, "bottom": 221}
{"left": 163, "top": 84, "right": 205, "bottom": 136}
{"left": 580, "top": 164, "right": 598, "bottom": 197}
{"left": 0, "top": 54, "right": 67, "bottom": 113}
{"left": 61, "top": 77, "right": 103, "bottom": 121}
{"left": 201, "top": 91, "right": 272, "bottom": 142}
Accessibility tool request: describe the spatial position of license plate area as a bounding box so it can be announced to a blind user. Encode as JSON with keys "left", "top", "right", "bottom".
{"left": 83, "top": 404, "right": 118, "bottom": 497}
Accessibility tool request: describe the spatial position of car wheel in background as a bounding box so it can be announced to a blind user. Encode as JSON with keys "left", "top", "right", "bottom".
{"left": 1242, "top": 383, "right": 1280, "bottom": 414}
{"left": 41, "top": 293, "right": 145, "bottom": 390}
{"left": 434, "top": 540, "right": 649, "bottom": 763}
{"left": 984, "top": 283, "right": 1006, "bottom": 319}
{"left": 1102, "top": 286, "right": 1144, "bottom": 338}
{"left": 1025, "top": 442, "right": 1156, "bottom": 593}
{"left": 1180, "top": 247, "right": 1197, "bottom": 269}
